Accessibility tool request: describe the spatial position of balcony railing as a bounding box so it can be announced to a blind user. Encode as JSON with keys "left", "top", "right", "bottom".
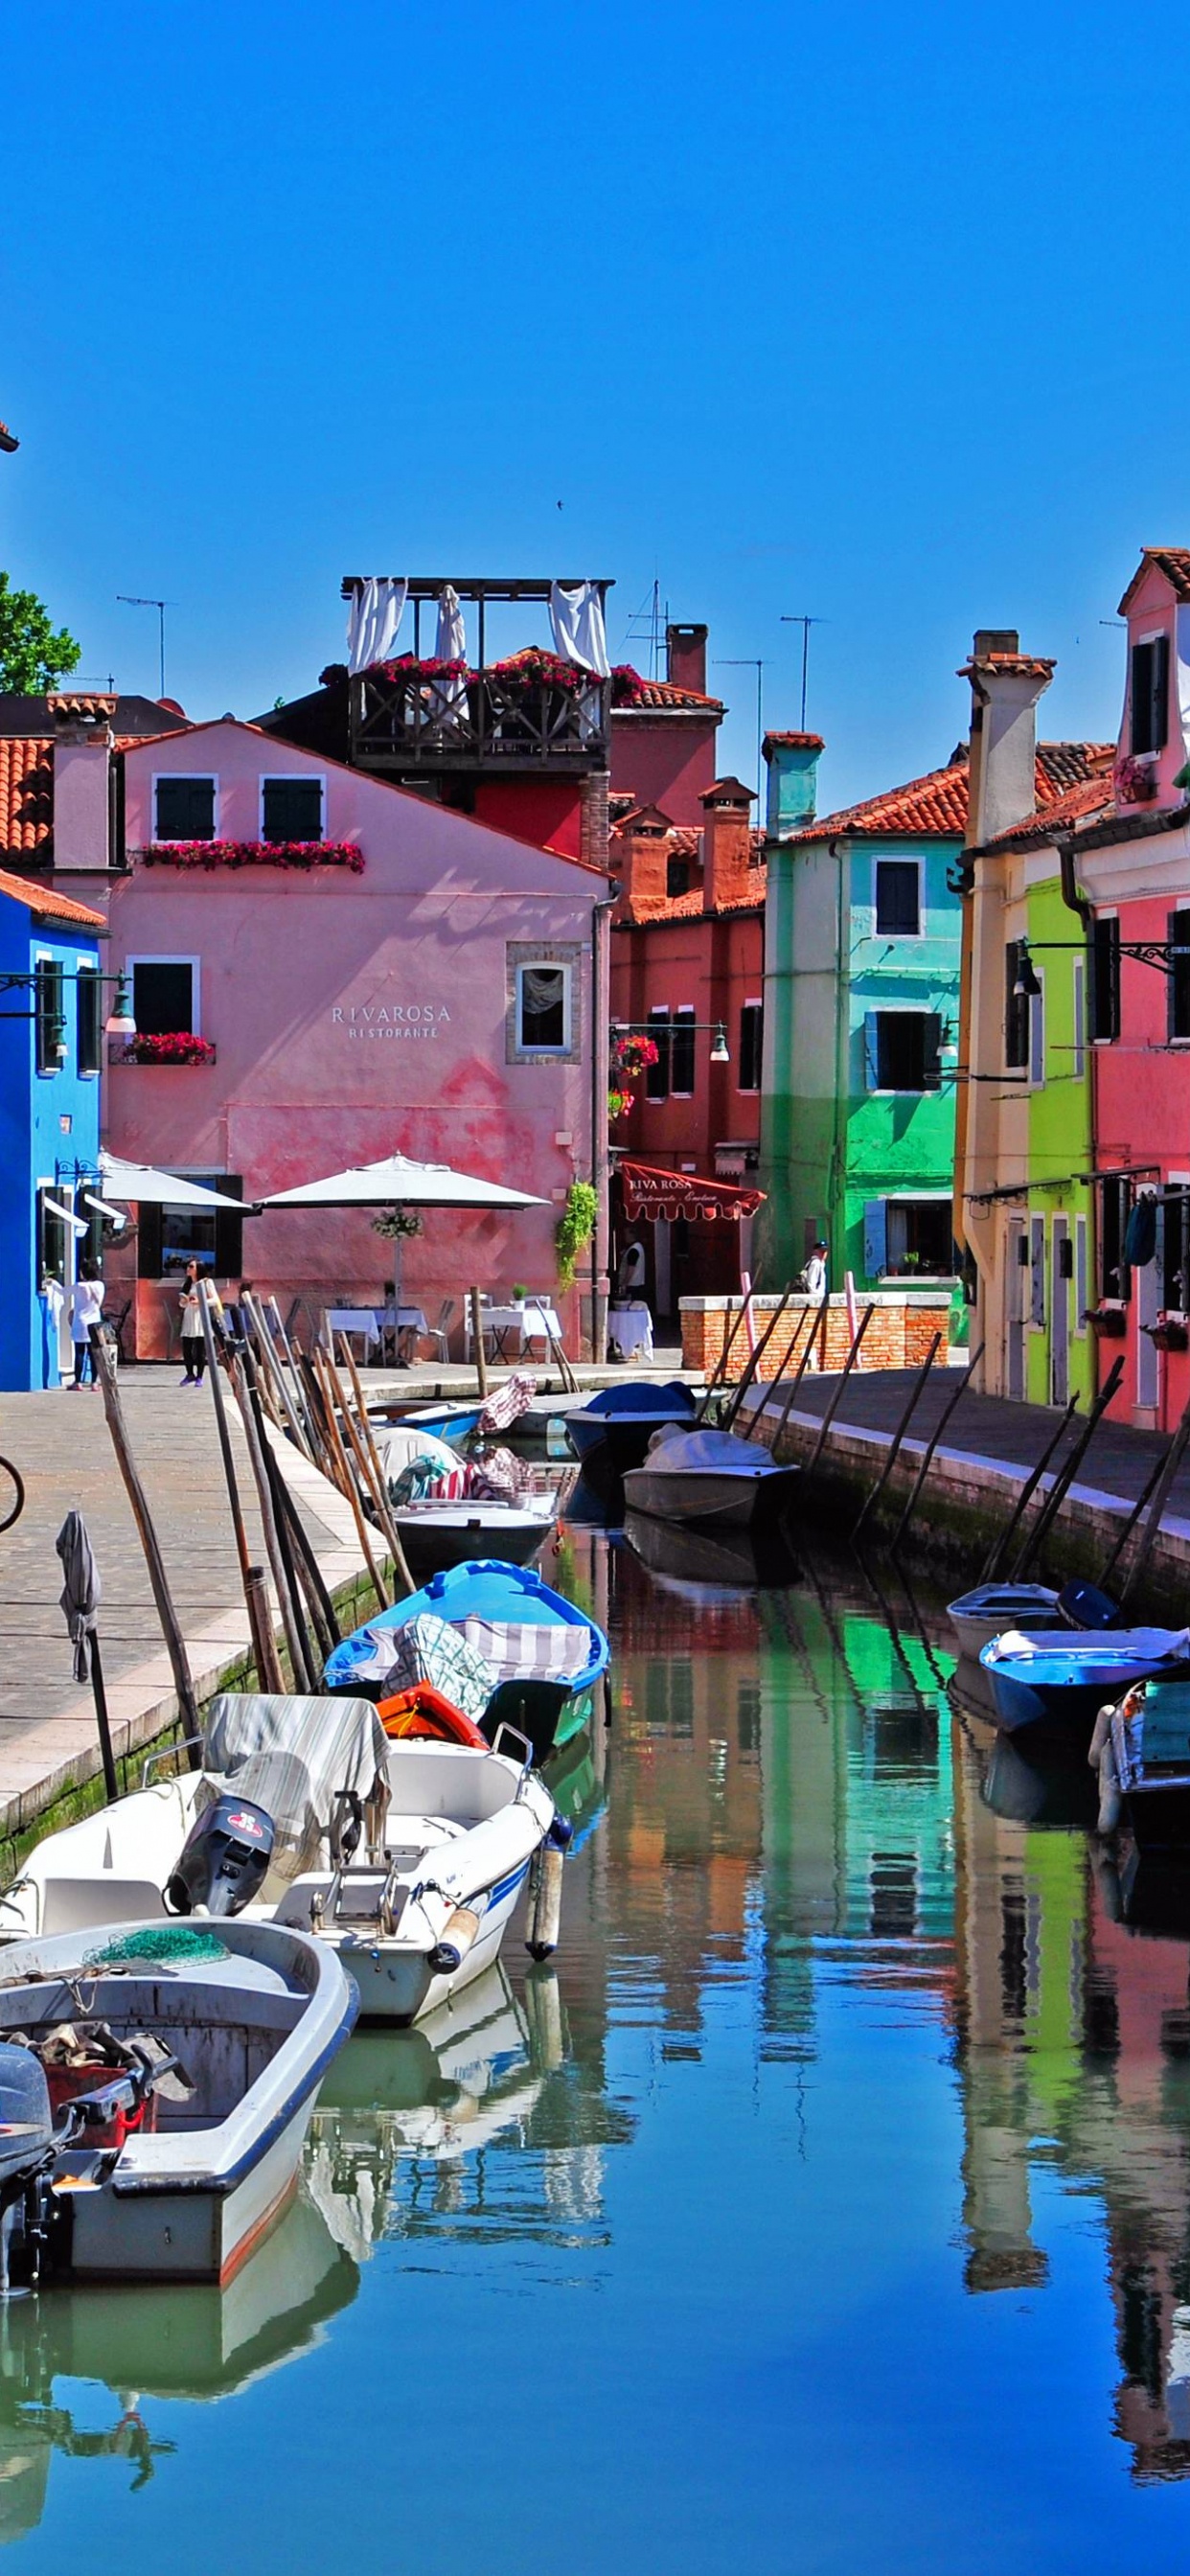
{"left": 351, "top": 665, "right": 609, "bottom": 771}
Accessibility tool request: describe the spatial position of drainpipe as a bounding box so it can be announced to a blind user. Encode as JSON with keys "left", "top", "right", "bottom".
{"left": 1058, "top": 835, "right": 1090, "bottom": 932}
{"left": 831, "top": 839, "right": 848, "bottom": 1276}
{"left": 590, "top": 895, "right": 615, "bottom": 1365}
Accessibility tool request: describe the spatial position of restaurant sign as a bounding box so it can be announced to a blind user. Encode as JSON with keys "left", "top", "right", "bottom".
{"left": 331, "top": 1002, "right": 451, "bottom": 1041}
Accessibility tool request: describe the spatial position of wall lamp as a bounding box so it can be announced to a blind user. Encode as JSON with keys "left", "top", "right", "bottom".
{"left": 613, "top": 1018, "right": 731, "bottom": 1063}
{"left": 0, "top": 968, "right": 137, "bottom": 1042}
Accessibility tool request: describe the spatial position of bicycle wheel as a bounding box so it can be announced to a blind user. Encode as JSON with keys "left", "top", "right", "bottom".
{"left": 0, "top": 1456, "right": 25, "bottom": 1533}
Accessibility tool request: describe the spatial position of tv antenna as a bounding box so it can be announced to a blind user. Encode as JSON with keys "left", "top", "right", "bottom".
{"left": 714, "top": 658, "right": 769, "bottom": 821}
{"left": 117, "top": 595, "right": 174, "bottom": 699}
{"left": 623, "top": 577, "right": 669, "bottom": 679}
{"left": 780, "top": 615, "right": 828, "bottom": 729}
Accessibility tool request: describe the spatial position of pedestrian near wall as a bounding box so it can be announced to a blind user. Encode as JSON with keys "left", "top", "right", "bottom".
{"left": 178, "top": 1261, "right": 220, "bottom": 1384}
{"left": 66, "top": 1261, "right": 105, "bottom": 1389}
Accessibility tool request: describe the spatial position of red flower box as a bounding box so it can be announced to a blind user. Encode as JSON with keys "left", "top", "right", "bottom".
{"left": 121, "top": 1031, "right": 217, "bottom": 1066}
{"left": 142, "top": 840, "right": 364, "bottom": 873}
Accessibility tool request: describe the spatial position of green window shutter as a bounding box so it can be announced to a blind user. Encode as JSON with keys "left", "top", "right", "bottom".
{"left": 262, "top": 777, "right": 323, "bottom": 843}
{"left": 155, "top": 777, "right": 215, "bottom": 841}
{"left": 862, "top": 1011, "right": 880, "bottom": 1089}
{"left": 862, "top": 1200, "right": 887, "bottom": 1277}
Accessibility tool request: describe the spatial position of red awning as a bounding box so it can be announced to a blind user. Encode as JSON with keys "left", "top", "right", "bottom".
{"left": 618, "top": 1159, "right": 766, "bottom": 1223}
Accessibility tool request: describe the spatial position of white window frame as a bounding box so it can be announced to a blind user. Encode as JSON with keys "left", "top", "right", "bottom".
{"left": 1072, "top": 955, "right": 1086, "bottom": 1077}
{"left": 76, "top": 955, "right": 103, "bottom": 1081}
{"left": 151, "top": 773, "right": 219, "bottom": 845}
{"left": 1029, "top": 1211, "right": 1046, "bottom": 1331}
{"left": 33, "top": 946, "right": 62, "bottom": 1080}
{"left": 515, "top": 958, "right": 572, "bottom": 1057}
{"left": 126, "top": 954, "right": 202, "bottom": 1036}
{"left": 873, "top": 855, "right": 923, "bottom": 940}
{"left": 1075, "top": 1213, "right": 1088, "bottom": 1336}
{"left": 670, "top": 1003, "right": 697, "bottom": 1099}
{"left": 738, "top": 996, "right": 763, "bottom": 1094}
{"left": 259, "top": 773, "right": 325, "bottom": 843}
{"left": 1029, "top": 969, "right": 1045, "bottom": 1088}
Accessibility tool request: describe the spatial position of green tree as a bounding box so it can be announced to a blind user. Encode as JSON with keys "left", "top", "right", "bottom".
{"left": 0, "top": 573, "right": 80, "bottom": 693}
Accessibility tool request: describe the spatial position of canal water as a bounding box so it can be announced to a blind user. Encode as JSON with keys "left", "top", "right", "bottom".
{"left": 4, "top": 1527, "right": 1190, "bottom": 2566}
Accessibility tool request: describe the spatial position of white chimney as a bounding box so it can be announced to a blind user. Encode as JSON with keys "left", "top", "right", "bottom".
{"left": 961, "top": 632, "right": 1055, "bottom": 847}
{"left": 49, "top": 693, "right": 115, "bottom": 872}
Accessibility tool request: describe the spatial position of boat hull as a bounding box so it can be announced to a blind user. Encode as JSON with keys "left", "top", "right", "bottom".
{"left": 1122, "top": 1779, "right": 1190, "bottom": 1855}
{"left": 948, "top": 1583, "right": 1063, "bottom": 1662}
{"left": 980, "top": 1644, "right": 1190, "bottom": 1745}
{"left": 331, "top": 1860, "right": 532, "bottom": 2022}
{"left": 567, "top": 1409, "right": 695, "bottom": 1471}
{"left": 393, "top": 1506, "right": 552, "bottom": 1582}
{"left": 622, "top": 1462, "right": 800, "bottom": 1531}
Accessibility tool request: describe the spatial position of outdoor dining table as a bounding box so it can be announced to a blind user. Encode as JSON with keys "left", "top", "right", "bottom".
{"left": 464, "top": 1300, "right": 565, "bottom": 1361}
{"left": 323, "top": 1306, "right": 428, "bottom": 1356}
{"left": 606, "top": 1301, "right": 654, "bottom": 1362}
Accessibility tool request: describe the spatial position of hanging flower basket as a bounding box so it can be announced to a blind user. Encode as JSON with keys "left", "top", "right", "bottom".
{"left": 122, "top": 1031, "right": 217, "bottom": 1067}
{"left": 1087, "top": 1303, "right": 1127, "bottom": 1338}
{"left": 142, "top": 840, "right": 364, "bottom": 873}
{"left": 371, "top": 1207, "right": 423, "bottom": 1241}
{"left": 376, "top": 655, "right": 470, "bottom": 687}
{"left": 1113, "top": 754, "right": 1158, "bottom": 805}
{"left": 488, "top": 650, "right": 593, "bottom": 698}
{"left": 610, "top": 1033, "right": 659, "bottom": 1079}
{"left": 1149, "top": 1315, "right": 1189, "bottom": 1352}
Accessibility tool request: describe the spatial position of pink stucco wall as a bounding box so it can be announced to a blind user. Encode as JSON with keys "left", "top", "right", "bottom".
{"left": 1092, "top": 884, "right": 1190, "bottom": 1431}
{"left": 609, "top": 713, "right": 721, "bottom": 828}
{"left": 101, "top": 722, "right": 601, "bottom": 1356}
{"left": 1118, "top": 560, "right": 1188, "bottom": 813}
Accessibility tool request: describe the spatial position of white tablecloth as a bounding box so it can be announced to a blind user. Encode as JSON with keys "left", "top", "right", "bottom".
{"left": 607, "top": 1301, "right": 654, "bottom": 1361}
{"left": 324, "top": 1306, "right": 428, "bottom": 1347}
{"left": 464, "top": 1300, "right": 564, "bottom": 1355}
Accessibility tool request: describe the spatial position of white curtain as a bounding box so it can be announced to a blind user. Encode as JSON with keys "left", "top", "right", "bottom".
{"left": 548, "top": 581, "right": 610, "bottom": 678}
{"left": 432, "top": 583, "right": 469, "bottom": 724}
{"left": 1177, "top": 604, "right": 1190, "bottom": 773}
{"left": 347, "top": 578, "right": 408, "bottom": 675}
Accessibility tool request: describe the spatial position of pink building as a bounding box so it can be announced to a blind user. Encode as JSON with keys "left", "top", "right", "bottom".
{"left": 53, "top": 714, "right": 606, "bottom": 1359}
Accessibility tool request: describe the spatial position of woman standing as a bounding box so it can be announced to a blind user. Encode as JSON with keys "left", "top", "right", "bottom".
{"left": 66, "top": 1261, "right": 105, "bottom": 1388}
{"left": 178, "top": 1260, "right": 214, "bottom": 1385}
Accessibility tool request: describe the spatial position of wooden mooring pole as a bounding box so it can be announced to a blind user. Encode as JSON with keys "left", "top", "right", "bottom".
{"left": 887, "top": 1343, "right": 985, "bottom": 1559}
{"left": 979, "top": 1393, "right": 1081, "bottom": 1584}
{"left": 851, "top": 1333, "right": 943, "bottom": 1543}
{"left": 802, "top": 1304, "right": 877, "bottom": 1481}
{"left": 90, "top": 1330, "right": 201, "bottom": 1746}
{"left": 1011, "top": 1354, "right": 1126, "bottom": 1578}
{"left": 1119, "top": 1388, "right": 1190, "bottom": 1612}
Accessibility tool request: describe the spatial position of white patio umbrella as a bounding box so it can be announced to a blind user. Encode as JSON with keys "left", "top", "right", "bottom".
{"left": 261, "top": 1152, "right": 545, "bottom": 1211}
{"left": 98, "top": 1151, "right": 246, "bottom": 1211}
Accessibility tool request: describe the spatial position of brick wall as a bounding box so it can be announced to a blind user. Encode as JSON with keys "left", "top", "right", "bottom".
{"left": 679, "top": 1293, "right": 952, "bottom": 1379}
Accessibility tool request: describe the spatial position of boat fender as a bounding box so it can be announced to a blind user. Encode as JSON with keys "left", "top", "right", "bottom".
{"left": 1088, "top": 1697, "right": 1122, "bottom": 1834}
{"left": 547, "top": 1814, "right": 574, "bottom": 1852}
{"left": 526, "top": 1842, "right": 563, "bottom": 1961}
{"left": 427, "top": 1904, "right": 481, "bottom": 1977}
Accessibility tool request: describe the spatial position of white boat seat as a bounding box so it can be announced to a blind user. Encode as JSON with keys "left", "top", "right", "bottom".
{"left": 40, "top": 1878, "right": 168, "bottom": 1937}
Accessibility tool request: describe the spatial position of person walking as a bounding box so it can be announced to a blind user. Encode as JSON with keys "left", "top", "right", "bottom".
{"left": 178, "top": 1261, "right": 218, "bottom": 1384}
{"left": 66, "top": 1261, "right": 105, "bottom": 1388}
{"left": 801, "top": 1240, "right": 829, "bottom": 1372}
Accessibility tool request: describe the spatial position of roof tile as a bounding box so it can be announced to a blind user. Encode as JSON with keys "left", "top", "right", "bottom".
{"left": 792, "top": 743, "right": 1112, "bottom": 844}
{"left": 0, "top": 865, "right": 105, "bottom": 928}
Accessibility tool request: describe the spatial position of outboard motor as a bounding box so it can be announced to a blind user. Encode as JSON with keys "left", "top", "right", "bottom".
{"left": 165, "top": 1793, "right": 275, "bottom": 1918}
{"left": 0, "top": 2046, "right": 55, "bottom": 2291}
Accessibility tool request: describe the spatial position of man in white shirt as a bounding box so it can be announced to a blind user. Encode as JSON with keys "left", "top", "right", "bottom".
{"left": 66, "top": 1263, "right": 105, "bottom": 1388}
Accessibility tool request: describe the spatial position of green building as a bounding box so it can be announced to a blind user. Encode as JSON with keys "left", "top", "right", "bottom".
{"left": 760, "top": 736, "right": 965, "bottom": 1295}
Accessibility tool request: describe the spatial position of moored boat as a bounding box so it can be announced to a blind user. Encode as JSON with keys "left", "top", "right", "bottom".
{"left": 0, "top": 1915, "right": 355, "bottom": 2286}
{"left": 622, "top": 1425, "right": 800, "bottom": 1531}
{"left": 1095, "top": 1678, "right": 1190, "bottom": 1854}
{"left": 389, "top": 1492, "right": 556, "bottom": 1581}
{"left": 566, "top": 1380, "right": 698, "bottom": 1472}
{"left": 324, "top": 1560, "right": 609, "bottom": 1760}
{"left": 978, "top": 1626, "right": 1190, "bottom": 1745}
{"left": 947, "top": 1581, "right": 1064, "bottom": 1661}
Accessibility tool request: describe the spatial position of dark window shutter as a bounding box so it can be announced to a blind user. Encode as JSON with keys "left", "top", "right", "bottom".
{"left": 875, "top": 860, "right": 920, "bottom": 935}
{"left": 1004, "top": 943, "right": 1029, "bottom": 1066}
{"left": 1152, "top": 633, "right": 1170, "bottom": 751}
{"left": 1170, "top": 908, "right": 1190, "bottom": 1041}
{"left": 213, "top": 1176, "right": 244, "bottom": 1278}
{"left": 131, "top": 960, "right": 195, "bottom": 1035}
{"left": 77, "top": 966, "right": 102, "bottom": 1076}
{"left": 262, "top": 777, "right": 323, "bottom": 843}
{"left": 671, "top": 1011, "right": 696, "bottom": 1094}
{"left": 155, "top": 776, "right": 216, "bottom": 841}
{"left": 646, "top": 1008, "right": 670, "bottom": 1100}
{"left": 136, "top": 1202, "right": 164, "bottom": 1279}
{"left": 923, "top": 1013, "right": 942, "bottom": 1090}
{"left": 1090, "top": 920, "right": 1119, "bottom": 1041}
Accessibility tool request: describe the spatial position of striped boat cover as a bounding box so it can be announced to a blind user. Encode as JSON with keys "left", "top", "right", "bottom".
{"left": 349, "top": 1612, "right": 493, "bottom": 1723}
{"left": 476, "top": 1372, "right": 536, "bottom": 1433}
{"left": 459, "top": 1617, "right": 591, "bottom": 1684}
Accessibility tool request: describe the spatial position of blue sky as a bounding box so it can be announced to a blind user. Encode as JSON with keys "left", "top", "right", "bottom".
{"left": 2, "top": 0, "right": 1181, "bottom": 810}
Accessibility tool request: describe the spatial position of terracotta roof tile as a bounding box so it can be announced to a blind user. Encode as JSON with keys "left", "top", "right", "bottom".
{"left": 978, "top": 770, "right": 1118, "bottom": 849}
{"left": 957, "top": 652, "right": 1056, "bottom": 682}
{"left": 1118, "top": 547, "right": 1190, "bottom": 612}
{"left": 763, "top": 730, "right": 825, "bottom": 752}
{"left": 611, "top": 667, "right": 724, "bottom": 714}
{"left": 0, "top": 865, "right": 105, "bottom": 928}
{"left": 0, "top": 738, "right": 53, "bottom": 855}
{"left": 792, "top": 743, "right": 1112, "bottom": 844}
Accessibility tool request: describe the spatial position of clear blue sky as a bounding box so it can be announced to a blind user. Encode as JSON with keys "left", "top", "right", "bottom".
{"left": 3, "top": 0, "right": 1182, "bottom": 810}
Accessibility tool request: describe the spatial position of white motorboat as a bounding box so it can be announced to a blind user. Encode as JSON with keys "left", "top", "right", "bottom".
{"left": 1, "top": 1692, "right": 563, "bottom": 2026}
{"left": 621, "top": 1425, "right": 800, "bottom": 1531}
{"left": 946, "top": 1581, "right": 1064, "bottom": 1660}
{"left": 390, "top": 1492, "right": 556, "bottom": 1581}
{"left": 0, "top": 1914, "right": 355, "bottom": 2287}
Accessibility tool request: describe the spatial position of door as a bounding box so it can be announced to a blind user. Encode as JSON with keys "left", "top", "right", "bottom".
{"left": 1136, "top": 1209, "right": 1161, "bottom": 1414}
{"left": 652, "top": 1217, "right": 672, "bottom": 1320}
{"left": 1051, "top": 1216, "right": 1069, "bottom": 1407}
{"left": 1006, "top": 1219, "right": 1026, "bottom": 1402}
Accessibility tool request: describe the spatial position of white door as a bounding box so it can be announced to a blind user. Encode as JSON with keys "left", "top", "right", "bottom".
{"left": 1006, "top": 1219, "right": 1026, "bottom": 1401}
{"left": 1051, "top": 1217, "right": 1069, "bottom": 1407}
{"left": 1136, "top": 1235, "right": 1160, "bottom": 1413}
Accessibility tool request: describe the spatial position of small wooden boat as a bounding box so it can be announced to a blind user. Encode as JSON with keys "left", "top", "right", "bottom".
{"left": 979, "top": 1626, "right": 1190, "bottom": 1744}
{"left": 1, "top": 1692, "right": 562, "bottom": 2028}
{"left": 389, "top": 1492, "right": 556, "bottom": 1581}
{"left": 947, "top": 1581, "right": 1064, "bottom": 1660}
{"left": 622, "top": 1425, "right": 800, "bottom": 1531}
{"left": 1095, "top": 1679, "right": 1190, "bottom": 1854}
{"left": 0, "top": 1916, "right": 355, "bottom": 2287}
{"left": 324, "top": 1560, "right": 609, "bottom": 1760}
{"left": 566, "top": 1380, "right": 698, "bottom": 1471}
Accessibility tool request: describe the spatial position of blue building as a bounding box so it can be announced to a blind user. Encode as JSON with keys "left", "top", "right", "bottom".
{"left": 0, "top": 868, "right": 107, "bottom": 1391}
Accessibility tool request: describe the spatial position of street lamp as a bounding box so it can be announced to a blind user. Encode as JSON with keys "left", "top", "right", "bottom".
{"left": 104, "top": 975, "right": 137, "bottom": 1038}
{"left": 613, "top": 1018, "right": 732, "bottom": 1064}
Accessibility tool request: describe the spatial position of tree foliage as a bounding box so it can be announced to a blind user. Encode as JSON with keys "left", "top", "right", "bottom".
{"left": 0, "top": 573, "right": 80, "bottom": 693}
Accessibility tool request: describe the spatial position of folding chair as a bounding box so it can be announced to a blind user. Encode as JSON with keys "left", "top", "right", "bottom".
{"left": 423, "top": 1298, "right": 456, "bottom": 1362}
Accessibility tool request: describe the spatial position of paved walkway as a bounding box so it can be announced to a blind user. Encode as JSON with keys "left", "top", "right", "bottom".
{"left": 762, "top": 1368, "right": 1184, "bottom": 1508}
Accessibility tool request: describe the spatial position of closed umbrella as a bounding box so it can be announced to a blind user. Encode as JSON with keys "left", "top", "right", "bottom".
{"left": 56, "top": 1509, "right": 117, "bottom": 1801}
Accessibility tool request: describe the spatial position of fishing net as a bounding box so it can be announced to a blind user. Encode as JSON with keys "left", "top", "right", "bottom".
{"left": 84, "top": 1926, "right": 228, "bottom": 1967}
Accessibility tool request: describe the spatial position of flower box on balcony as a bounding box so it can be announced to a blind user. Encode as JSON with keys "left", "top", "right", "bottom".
{"left": 140, "top": 840, "right": 363, "bottom": 873}
{"left": 1087, "top": 1302, "right": 1127, "bottom": 1338}
{"left": 1147, "top": 1316, "right": 1189, "bottom": 1352}
{"left": 113, "top": 1031, "right": 217, "bottom": 1067}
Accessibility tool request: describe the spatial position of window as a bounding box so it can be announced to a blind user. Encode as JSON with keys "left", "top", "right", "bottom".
{"left": 77, "top": 965, "right": 102, "bottom": 1077}
{"left": 875, "top": 859, "right": 921, "bottom": 936}
{"left": 1131, "top": 634, "right": 1170, "bottom": 756}
{"left": 262, "top": 776, "right": 323, "bottom": 843}
{"left": 130, "top": 957, "right": 197, "bottom": 1036}
{"left": 739, "top": 1000, "right": 763, "bottom": 1093}
{"left": 515, "top": 961, "right": 569, "bottom": 1052}
{"left": 646, "top": 1006, "right": 671, "bottom": 1100}
{"left": 1072, "top": 956, "right": 1086, "bottom": 1077}
{"left": 1169, "top": 909, "right": 1190, "bottom": 1043}
{"left": 136, "top": 1175, "right": 243, "bottom": 1281}
{"left": 1030, "top": 1213, "right": 1045, "bottom": 1328}
{"left": 1029, "top": 974, "right": 1045, "bottom": 1086}
{"left": 36, "top": 1186, "right": 66, "bottom": 1286}
{"left": 1090, "top": 918, "right": 1120, "bottom": 1042}
{"left": 1100, "top": 1176, "right": 1132, "bottom": 1300}
{"left": 1004, "top": 941, "right": 1030, "bottom": 1068}
{"left": 882, "top": 1198, "right": 954, "bottom": 1275}
{"left": 154, "top": 776, "right": 216, "bottom": 842}
{"left": 1163, "top": 1184, "right": 1190, "bottom": 1316}
{"left": 671, "top": 1007, "right": 696, "bottom": 1096}
{"left": 866, "top": 1010, "right": 942, "bottom": 1092}
{"left": 1075, "top": 1214, "right": 1088, "bottom": 1331}
{"left": 665, "top": 855, "right": 690, "bottom": 899}
{"left": 34, "top": 959, "right": 64, "bottom": 1074}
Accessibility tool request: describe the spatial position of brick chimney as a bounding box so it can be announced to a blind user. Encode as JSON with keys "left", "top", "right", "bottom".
{"left": 667, "top": 622, "right": 708, "bottom": 696}
{"left": 698, "top": 776, "right": 755, "bottom": 910}
{"left": 960, "top": 632, "right": 1054, "bottom": 846}
{"left": 49, "top": 693, "right": 117, "bottom": 872}
{"left": 763, "top": 731, "right": 824, "bottom": 839}
{"left": 611, "top": 806, "right": 676, "bottom": 920}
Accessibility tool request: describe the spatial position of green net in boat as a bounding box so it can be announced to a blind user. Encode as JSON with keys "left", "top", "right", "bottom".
{"left": 84, "top": 1926, "right": 228, "bottom": 1967}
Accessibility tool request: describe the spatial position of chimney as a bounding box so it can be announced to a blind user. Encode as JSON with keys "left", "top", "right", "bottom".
{"left": 611, "top": 807, "right": 675, "bottom": 920}
{"left": 666, "top": 622, "right": 708, "bottom": 696}
{"left": 698, "top": 776, "right": 755, "bottom": 910}
{"left": 763, "top": 731, "right": 824, "bottom": 839}
{"left": 960, "top": 632, "right": 1055, "bottom": 847}
{"left": 48, "top": 693, "right": 116, "bottom": 872}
